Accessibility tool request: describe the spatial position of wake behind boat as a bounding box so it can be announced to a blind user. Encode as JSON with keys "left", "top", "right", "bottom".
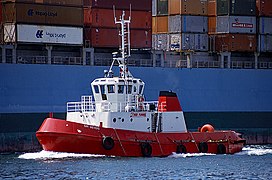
{"left": 36, "top": 10, "right": 245, "bottom": 157}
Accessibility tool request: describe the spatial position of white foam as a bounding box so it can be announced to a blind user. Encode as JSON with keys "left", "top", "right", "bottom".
{"left": 237, "top": 146, "right": 272, "bottom": 156}
{"left": 18, "top": 150, "right": 106, "bottom": 160}
{"left": 168, "top": 152, "right": 216, "bottom": 158}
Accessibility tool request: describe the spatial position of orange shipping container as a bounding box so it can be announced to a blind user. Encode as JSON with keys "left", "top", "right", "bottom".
{"left": 256, "top": 0, "right": 272, "bottom": 17}
{"left": 153, "top": 16, "right": 168, "bottom": 33}
{"left": 168, "top": 0, "right": 207, "bottom": 15}
{"left": 84, "top": 8, "right": 151, "bottom": 29}
{"left": 84, "top": 28, "right": 151, "bottom": 48}
{"left": 215, "top": 34, "right": 256, "bottom": 52}
{"left": 208, "top": 0, "right": 216, "bottom": 16}
{"left": 152, "top": 16, "right": 157, "bottom": 34}
{"left": 2, "top": 3, "right": 83, "bottom": 26}
{"left": 208, "top": 16, "right": 216, "bottom": 34}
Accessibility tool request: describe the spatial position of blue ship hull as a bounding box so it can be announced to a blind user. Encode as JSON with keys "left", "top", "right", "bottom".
{"left": 1, "top": 64, "right": 272, "bottom": 152}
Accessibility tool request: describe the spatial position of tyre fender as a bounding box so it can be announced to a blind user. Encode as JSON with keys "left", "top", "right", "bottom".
{"left": 141, "top": 143, "right": 152, "bottom": 157}
{"left": 102, "top": 136, "right": 115, "bottom": 150}
{"left": 176, "top": 144, "right": 187, "bottom": 154}
{"left": 198, "top": 142, "right": 208, "bottom": 153}
{"left": 217, "top": 144, "right": 226, "bottom": 154}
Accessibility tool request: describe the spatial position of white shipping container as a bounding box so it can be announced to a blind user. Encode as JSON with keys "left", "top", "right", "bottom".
{"left": 217, "top": 16, "right": 256, "bottom": 34}
{"left": 169, "top": 15, "right": 208, "bottom": 33}
{"left": 17, "top": 24, "right": 83, "bottom": 45}
{"left": 3, "top": 23, "right": 16, "bottom": 43}
{"left": 258, "top": 34, "right": 272, "bottom": 52}
{"left": 154, "top": 33, "right": 169, "bottom": 50}
{"left": 170, "top": 34, "right": 181, "bottom": 51}
{"left": 169, "top": 33, "right": 208, "bottom": 51}
{"left": 152, "top": 0, "right": 157, "bottom": 16}
{"left": 259, "top": 17, "right": 272, "bottom": 35}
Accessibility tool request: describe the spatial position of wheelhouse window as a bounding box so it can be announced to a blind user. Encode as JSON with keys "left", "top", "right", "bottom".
{"left": 118, "top": 85, "right": 124, "bottom": 94}
{"left": 100, "top": 85, "right": 107, "bottom": 100}
{"left": 139, "top": 85, "right": 143, "bottom": 94}
{"left": 100, "top": 85, "right": 105, "bottom": 94}
{"left": 94, "top": 85, "right": 99, "bottom": 94}
{"left": 127, "top": 85, "right": 132, "bottom": 94}
{"left": 107, "top": 85, "right": 115, "bottom": 93}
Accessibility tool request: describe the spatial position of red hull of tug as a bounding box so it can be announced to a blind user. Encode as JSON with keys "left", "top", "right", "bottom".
{"left": 36, "top": 118, "right": 245, "bottom": 156}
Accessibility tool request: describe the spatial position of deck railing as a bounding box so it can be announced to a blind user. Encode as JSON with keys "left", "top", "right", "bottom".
{"left": 67, "top": 96, "right": 159, "bottom": 113}
{"left": 2, "top": 55, "right": 272, "bottom": 69}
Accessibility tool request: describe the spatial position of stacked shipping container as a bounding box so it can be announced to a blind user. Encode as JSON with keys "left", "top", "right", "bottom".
{"left": 152, "top": 0, "right": 209, "bottom": 52}
{"left": 257, "top": 0, "right": 272, "bottom": 52}
{"left": 83, "top": 0, "right": 152, "bottom": 49}
{"left": 2, "top": 0, "right": 84, "bottom": 45}
{"left": 0, "top": 3, "right": 2, "bottom": 44}
{"left": 208, "top": 0, "right": 257, "bottom": 52}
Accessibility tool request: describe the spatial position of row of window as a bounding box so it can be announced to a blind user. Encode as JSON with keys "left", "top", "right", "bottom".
{"left": 93, "top": 84, "right": 144, "bottom": 95}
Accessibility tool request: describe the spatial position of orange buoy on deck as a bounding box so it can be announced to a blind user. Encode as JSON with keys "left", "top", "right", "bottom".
{"left": 200, "top": 124, "right": 215, "bottom": 132}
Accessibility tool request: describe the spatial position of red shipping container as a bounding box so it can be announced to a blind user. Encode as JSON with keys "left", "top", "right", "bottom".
{"left": 84, "top": 0, "right": 151, "bottom": 11}
{"left": 84, "top": 27, "right": 151, "bottom": 48}
{"left": 215, "top": 33, "right": 256, "bottom": 52}
{"left": 0, "top": 3, "right": 2, "bottom": 24}
{"left": 256, "top": 0, "right": 272, "bottom": 17}
{"left": 130, "top": 29, "right": 152, "bottom": 48}
{"left": 84, "top": 8, "right": 151, "bottom": 29}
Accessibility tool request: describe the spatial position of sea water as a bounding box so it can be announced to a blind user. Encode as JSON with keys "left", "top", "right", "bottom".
{"left": 0, "top": 145, "right": 271, "bottom": 179}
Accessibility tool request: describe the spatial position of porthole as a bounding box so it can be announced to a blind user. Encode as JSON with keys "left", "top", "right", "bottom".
{"left": 122, "top": 118, "right": 124, "bottom": 122}
{"left": 147, "top": 118, "right": 149, "bottom": 122}
{"left": 113, "top": 118, "right": 116, "bottom": 123}
{"left": 130, "top": 118, "right": 133, "bottom": 122}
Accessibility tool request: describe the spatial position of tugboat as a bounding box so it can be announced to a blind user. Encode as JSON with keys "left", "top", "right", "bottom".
{"left": 36, "top": 11, "right": 245, "bottom": 157}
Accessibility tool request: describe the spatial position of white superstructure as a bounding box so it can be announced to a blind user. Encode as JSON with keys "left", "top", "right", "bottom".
{"left": 66, "top": 11, "right": 187, "bottom": 133}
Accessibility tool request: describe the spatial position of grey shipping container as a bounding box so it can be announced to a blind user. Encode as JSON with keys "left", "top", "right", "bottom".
{"left": 153, "top": 33, "right": 169, "bottom": 50}
{"left": 157, "top": 0, "right": 168, "bottom": 15}
{"left": 258, "top": 34, "right": 272, "bottom": 52}
{"left": 216, "top": 16, "right": 256, "bottom": 34}
{"left": 169, "top": 33, "right": 208, "bottom": 51}
{"left": 152, "top": 34, "right": 156, "bottom": 49}
{"left": 152, "top": 0, "right": 157, "bottom": 16}
{"left": 217, "top": 0, "right": 256, "bottom": 16}
{"left": 259, "top": 17, "right": 272, "bottom": 35}
{"left": 168, "top": 15, "right": 181, "bottom": 33}
{"left": 168, "top": 15, "right": 208, "bottom": 33}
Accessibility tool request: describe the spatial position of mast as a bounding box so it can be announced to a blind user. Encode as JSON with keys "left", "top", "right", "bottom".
{"left": 113, "top": 7, "right": 132, "bottom": 79}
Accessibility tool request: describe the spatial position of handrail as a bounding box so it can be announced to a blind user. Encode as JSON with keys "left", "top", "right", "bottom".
{"left": 67, "top": 95, "right": 158, "bottom": 113}
{"left": 3, "top": 55, "right": 272, "bottom": 69}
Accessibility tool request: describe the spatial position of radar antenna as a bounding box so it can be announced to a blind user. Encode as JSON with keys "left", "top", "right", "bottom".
{"left": 110, "top": 6, "right": 132, "bottom": 79}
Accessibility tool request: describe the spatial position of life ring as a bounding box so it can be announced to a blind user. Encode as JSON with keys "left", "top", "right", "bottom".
{"left": 176, "top": 144, "right": 187, "bottom": 154}
{"left": 200, "top": 124, "right": 215, "bottom": 133}
{"left": 102, "top": 136, "right": 114, "bottom": 150}
{"left": 198, "top": 142, "right": 208, "bottom": 153}
{"left": 141, "top": 142, "right": 152, "bottom": 157}
{"left": 217, "top": 144, "right": 226, "bottom": 154}
{"left": 138, "top": 96, "right": 144, "bottom": 102}
{"left": 138, "top": 96, "right": 145, "bottom": 111}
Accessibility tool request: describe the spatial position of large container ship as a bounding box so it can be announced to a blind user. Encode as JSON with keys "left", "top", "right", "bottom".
{"left": 0, "top": 0, "right": 272, "bottom": 152}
